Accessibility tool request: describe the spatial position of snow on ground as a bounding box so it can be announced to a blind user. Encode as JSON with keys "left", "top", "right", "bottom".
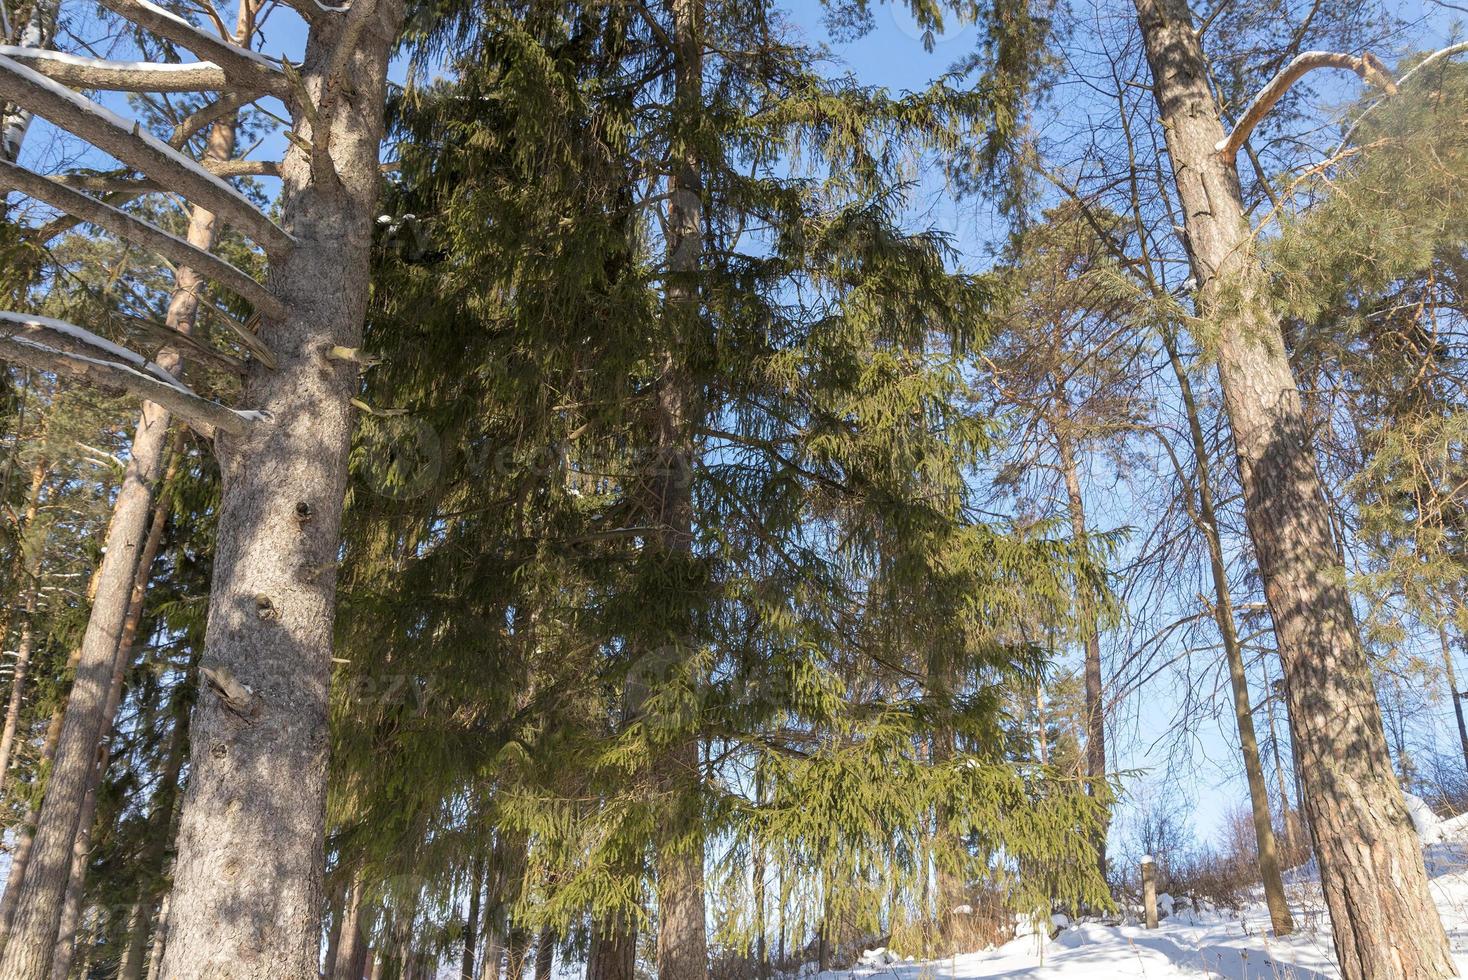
{"left": 813, "top": 805, "right": 1468, "bottom": 979}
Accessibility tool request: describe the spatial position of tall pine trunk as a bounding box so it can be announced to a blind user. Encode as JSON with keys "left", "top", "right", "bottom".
{"left": 157, "top": 0, "right": 402, "bottom": 974}
{"left": 1133, "top": 0, "right": 1455, "bottom": 972}
{"left": 586, "top": 913, "right": 635, "bottom": 980}
{"left": 460, "top": 857, "right": 484, "bottom": 980}
{"left": 1162, "top": 328, "right": 1292, "bottom": 934}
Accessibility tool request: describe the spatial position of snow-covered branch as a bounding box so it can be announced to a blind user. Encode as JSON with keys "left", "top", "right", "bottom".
{"left": 0, "top": 46, "right": 236, "bottom": 93}
{"left": 1217, "top": 50, "right": 1395, "bottom": 160}
{"left": 93, "top": 0, "right": 289, "bottom": 99}
{"left": 0, "top": 160, "right": 285, "bottom": 322}
{"left": 0, "top": 53, "right": 294, "bottom": 254}
{"left": 0, "top": 312, "right": 260, "bottom": 436}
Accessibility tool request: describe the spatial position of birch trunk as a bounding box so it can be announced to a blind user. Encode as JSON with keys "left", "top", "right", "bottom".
{"left": 1133, "top": 0, "right": 1455, "bottom": 972}
{"left": 157, "top": 0, "right": 403, "bottom": 969}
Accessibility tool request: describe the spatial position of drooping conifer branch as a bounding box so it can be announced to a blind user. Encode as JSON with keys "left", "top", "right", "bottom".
{"left": 0, "top": 53, "right": 294, "bottom": 254}
{"left": 0, "top": 160, "right": 286, "bottom": 321}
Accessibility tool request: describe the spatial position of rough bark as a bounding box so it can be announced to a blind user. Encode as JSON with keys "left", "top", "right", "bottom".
{"left": 156, "top": 0, "right": 403, "bottom": 974}
{"left": 51, "top": 435, "right": 177, "bottom": 980}
{"left": 1133, "top": 0, "right": 1456, "bottom": 973}
{"left": 1162, "top": 328, "right": 1292, "bottom": 935}
{"left": 585, "top": 913, "right": 635, "bottom": 980}
{"left": 332, "top": 874, "right": 365, "bottom": 980}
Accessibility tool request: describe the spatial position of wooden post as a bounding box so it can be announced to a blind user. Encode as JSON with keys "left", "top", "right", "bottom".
{"left": 1141, "top": 856, "right": 1158, "bottom": 929}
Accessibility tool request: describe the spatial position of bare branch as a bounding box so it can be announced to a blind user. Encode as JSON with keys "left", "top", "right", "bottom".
{"left": 0, "top": 53, "right": 294, "bottom": 254}
{"left": 0, "top": 45, "right": 238, "bottom": 92}
{"left": 0, "top": 159, "right": 286, "bottom": 321}
{"left": 0, "top": 312, "right": 259, "bottom": 436}
{"left": 1217, "top": 50, "right": 1396, "bottom": 159}
{"left": 51, "top": 159, "right": 279, "bottom": 193}
{"left": 93, "top": 0, "right": 289, "bottom": 98}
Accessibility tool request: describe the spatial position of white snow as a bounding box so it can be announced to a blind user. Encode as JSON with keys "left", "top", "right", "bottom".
{"left": 0, "top": 52, "right": 278, "bottom": 225}
{"left": 804, "top": 824, "right": 1468, "bottom": 979}
{"left": 0, "top": 44, "right": 222, "bottom": 73}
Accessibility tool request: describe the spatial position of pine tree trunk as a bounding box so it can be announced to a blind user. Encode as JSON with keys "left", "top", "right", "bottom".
{"left": 156, "top": 1, "right": 402, "bottom": 975}
{"left": 586, "top": 913, "right": 635, "bottom": 980}
{"left": 1051, "top": 394, "right": 1107, "bottom": 880}
{"left": 143, "top": 894, "right": 167, "bottom": 980}
{"left": 0, "top": 455, "right": 46, "bottom": 797}
{"left": 52, "top": 433, "right": 177, "bottom": 980}
{"left": 1133, "top": 0, "right": 1455, "bottom": 972}
{"left": 1162, "top": 329, "right": 1293, "bottom": 935}
{"left": 333, "top": 874, "right": 366, "bottom": 980}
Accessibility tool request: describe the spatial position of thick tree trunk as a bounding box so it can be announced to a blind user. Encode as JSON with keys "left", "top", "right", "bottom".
{"left": 1051, "top": 396, "right": 1107, "bottom": 880}
{"left": 586, "top": 913, "right": 635, "bottom": 980}
{"left": 1162, "top": 329, "right": 1292, "bottom": 935}
{"left": 1133, "top": 0, "right": 1456, "bottom": 973}
{"left": 0, "top": 456, "right": 46, "bottom": 797}
{"left": 156, "top": 1, "right": 402, "bottom": 975}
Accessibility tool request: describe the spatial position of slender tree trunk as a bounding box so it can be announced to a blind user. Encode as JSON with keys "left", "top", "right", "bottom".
{"left": 324, "top": 877, "right": 347, "bottom": 980}
{"left": 504, "top": 929, "right": 530, "bottom": 980}
{"left": 0, "top": 645, "right": 71, "bottom": 946}
{"left": 461, "top": 856, "right": 484, "bottom": 980}
{"left": 531, "top": 927, "right": 553, "bottom": 980}
{"left": 0, "top": 456, "right": 46, "bottom": 797}
{"left": 1051, "top": 393, "right": 1107, "bottom": 881}
{"left": 143, "top": 894, "right": 167, "bottom": 980}
{"left": 333, "top": 874, "right": 366, "bottom": 980}
{"left": 51, "top": 434, "right": 179, "bottom": 980}
{"left": 586, "top": 913, "right": 635, "bottom": 980}
{"left": 752, "top": 767, "right": 768, "bottom": 980}
{"left": 649, "top": 3, "right": 709, "bottom": 979}
{"left": 1133, "top": 0, "right": 1455, "bottom": 973}
{"left": 1438, "top": 622, "right": 1468, "bottom": 772}
{"left": 1162, "top": 328, "right": 1292, "bottom": 935}
{"left": 157, "top": 1, "right": 403, "bottom": 975}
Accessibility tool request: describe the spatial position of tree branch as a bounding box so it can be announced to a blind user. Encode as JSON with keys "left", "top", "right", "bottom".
{"left": 0, "top": 53, "right": 294, "bottom": 254}
{"left": 0, "top": 160, "right": 286, "bottom": 321}
{"left": 52, "top": 158, "right": 279, "bottom": 193}
{"left": 0, "top": 45, "right": 238, "bottom": 92}
{"left": 0, "top": 312, "right": 259, "bottom": 436}
{"left": 92, "top": 0, "right": 290, "bottom": 99}
{"left": 1217, "top": 50, "right": 1395, "bottom": 159}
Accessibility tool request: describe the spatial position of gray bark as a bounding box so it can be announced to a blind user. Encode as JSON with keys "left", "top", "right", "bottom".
{"left": 156, "top": 0, "right": 404, "bottom": 974}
